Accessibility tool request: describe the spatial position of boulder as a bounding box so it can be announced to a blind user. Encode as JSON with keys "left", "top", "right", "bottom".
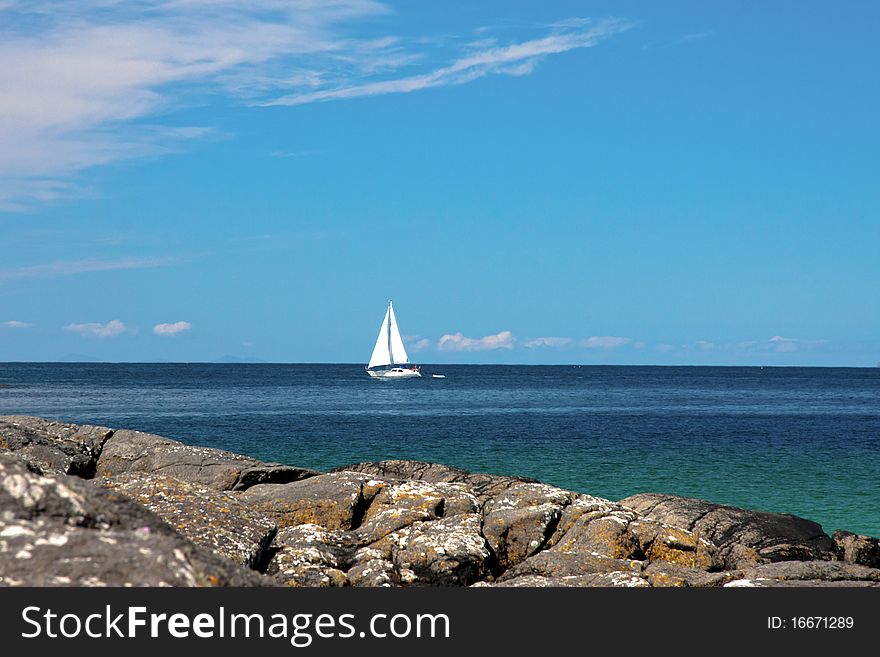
{"left": 0, "top": 415, "right": 113, "bottom": 477}
{"left": 498, "top": 549, "right": 643, "bottom": 581}
{"left": 239, "top": 471, "right": 383, "bottom": 530}
{"left": 0, "top": 454, "right": 266, "bottom": 586}
{"left": 335, "top": 459, "right": 539, "bottom": 506}
{"left": 739, "top": 560, "right": 880, "bottom": 583}
{"left": 480, "top": 482, "right": 581, "bottom": 570}
{"left": 620, "top": 493, "right": 835, "bottom": 568}
{"left": 369, "top": 513, "right": 491, "bottom": 586}
{"left": 642, "top": 562, "right": 736, "bottom": 587}
{"left": 101, "top": 472, "right": 277, "bottom": 569}
{"left": 95, "top": 428, "right": 316, "bottom": 490}
{"left": 481, "top": 572, "right": 650, "bottom": 588}
{"left": 269, "top": 524, "right": 353, "bottom": 587}
{"left": 833, "top": 530, "right": 880, "bottom": 568}
{"left": 356, "top": 479, "right": 478, "bottom": 543}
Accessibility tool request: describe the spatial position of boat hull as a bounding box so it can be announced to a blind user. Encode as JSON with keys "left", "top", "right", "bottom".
{"left": 367, "top": 368, "right": 422, "bottom": 379}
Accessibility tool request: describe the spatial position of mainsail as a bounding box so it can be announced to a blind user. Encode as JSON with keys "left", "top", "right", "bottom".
{"left": 368, "top": 301, "right": 409, "bottom": 369}
{"left": 388, "top": 303, "right": 409, "bottom": 365}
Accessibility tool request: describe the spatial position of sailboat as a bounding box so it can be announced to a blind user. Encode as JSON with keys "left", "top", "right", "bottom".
{"left": 366, "top": 301, "right": 421, "bottom": 379}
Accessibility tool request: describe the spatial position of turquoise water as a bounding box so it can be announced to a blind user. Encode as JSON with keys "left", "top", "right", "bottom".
{"left": 1, "top": 363, "right": 878, "bottom": 536}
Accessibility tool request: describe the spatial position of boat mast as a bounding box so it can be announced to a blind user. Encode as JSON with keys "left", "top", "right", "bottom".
{"left": 387, "top": 300, "right": 393, "bottom": 367}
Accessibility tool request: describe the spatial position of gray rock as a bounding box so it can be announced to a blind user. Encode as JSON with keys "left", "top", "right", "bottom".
{"left": 480, "top": 572, "right": 651, "bottom": 588}
{"left": 0, "top": 415, "right": 113, "bottom": 477}
{"left": 740, "top": 560, "right": 880, "bottom": 583}
{"left": 101, "top": 472, "right": 277, "bottom": 569}
{"left": 498, "top": 549, "right": 644, "bottom": 581}
{"left": 833, "top": 530, "right": 880, "bottom": 568}
{"left": 96, "top": 428, "right": 317, "bottom": 490}
{"left": 269, "top": 524, "right": 352, "bottom": 587}
{"left": 370, "top": 513, "right": 491, "bottom": 586}
{"left": 620, "top": 493, "right": 835, "bottom": 568}
{"left": 642, "top": 562, "right": 736, "bottom": 587}
{"left": 726, "top": 579, "right": 880, "bottom": 588}
{"left": 356, "top": 479, "right": 478, "bottom": 543}
{"left": 480, "top": 482, "right": 580, "bottom": 570}
{"left": 0, "top": 454, "right": 267, "bottom": 586}
{"left": 335, "top": 459, "right": 539, "bottom": 506}
{"left": 239, "top": 471, "right": 383, "bottom": 530}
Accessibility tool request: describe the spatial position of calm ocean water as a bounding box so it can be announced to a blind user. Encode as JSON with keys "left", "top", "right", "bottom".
{"left": 1, "top": 363, "right": 878, "bottom": 537}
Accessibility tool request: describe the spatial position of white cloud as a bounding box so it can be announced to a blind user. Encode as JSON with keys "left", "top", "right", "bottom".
{"left": 524, "top": 336, "right": 572, "bottom": 348}
{"left": 764, "top": 335, "right": 828, "bottom": 353}
{"left": 581, "top": 336, "right": 632, "bottom": 349}
{"left": 694, "top": 340, "right": 715, "bottom": 350}
{"left": 0, "top": 257, "right": 175, "bottom": 282}
{"left": 2, "top": 320, "right": 33, "bottom": 328}
{"left": 153, "top": 321, "right": 192, "bottom": 336}
{"left": 266, "top": 19, "right": 629, "bottom": 106}
{"left": 0, "top": 3, "right": 629, "bottom": 209}
{"left": 438, "top": 330, "right": 514, "bottom": 352}
{"left": 64, "top": 319, "right": 127, "bottom": 338}
{"left": 411, "top": 338, "right": 431, "bottom": 352}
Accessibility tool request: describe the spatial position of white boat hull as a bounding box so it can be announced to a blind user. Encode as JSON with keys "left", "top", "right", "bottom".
{"left": 367, "top": 367, "right": 422, "bottom": 379}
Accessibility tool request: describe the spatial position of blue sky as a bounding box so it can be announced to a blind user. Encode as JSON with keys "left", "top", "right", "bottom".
{"left": 1, "top": 1, "right": 878, "bottom": 365}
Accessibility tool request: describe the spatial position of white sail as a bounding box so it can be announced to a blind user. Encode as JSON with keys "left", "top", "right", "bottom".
{"left": 368, "top": 305, "right": 391, "bottom": 369}
{"left": 388, "top": 302, "right": 409, "bottom": 364}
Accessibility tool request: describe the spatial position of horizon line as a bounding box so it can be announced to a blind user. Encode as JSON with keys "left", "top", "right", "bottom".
{"left": 0, "top": 361, "right": 877, "bottom": 369}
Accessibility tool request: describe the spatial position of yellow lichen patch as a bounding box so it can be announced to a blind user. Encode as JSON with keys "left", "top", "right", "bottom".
{"left": 645, "top": 527, "right": 715, "bottom": 570}
{"left": 647, "top": 571, "right": 689, "bottom": 587}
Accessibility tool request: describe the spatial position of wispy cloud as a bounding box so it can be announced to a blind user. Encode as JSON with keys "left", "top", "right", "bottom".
{"left": 266, "top": 18, "right": 629, "bottom": 106}
{"left": 524, "top": 336, "right": 572, "bottom": 348}
{"left": 0, "top": 3, "right": 629, "bottom": 209}
{"left": 64, "top": 319, "right": 127, "bottom": 338}
{"left": 153, "top": 321, "right": 192, "bottom": 336}
{"left": 438, "top": 330, "right": 514, "bottom": 352}
{"left": 766, "top": 335, "right": 829, "bottom": 353}
{"left": 0, "top": 257, "right": 175, "bottom": 282}
{"left": 2, "top": 320, "right": 33, "bottom": 328}
{"left": 581, "top": 336, "right": 632, "bottom": 349}
{"left": 642, "top": 29, "right": 714, "bottom": 50}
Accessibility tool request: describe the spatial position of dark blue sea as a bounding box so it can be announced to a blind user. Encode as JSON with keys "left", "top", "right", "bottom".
{"left": 1, "top": 363, "right": 878, "bottom": 537}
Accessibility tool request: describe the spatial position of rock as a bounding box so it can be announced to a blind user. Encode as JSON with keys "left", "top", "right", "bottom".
{"left": 357, "top": 479, "right": 478, "bottom": 543}
{"left": 833, "top": 530, "right": 880, "bottom": 568}
{"left": 269, "top": 524, "right": 353, "bottom": 587}
{"left": 369, "top": 513, "right": 491, "bottom": 586}
{"left": 620, "top": 493, "right": 835, "bottom": 568}
{"left": 480, "top": 482, "right": 580, "bottom": 570}
{"left": 0, "top": 415, "right": 113, "bottom": 477}
{"left": 101, "top": 472, "right": 277, "bottom": 569}
{"left": 642, "top": 562, "right": 735, "bottom": 587}
{"left": 482, "top": 572, "right": 651, "bottom": 588}
{"left": 5, "top": 417, "right": 879, "bottom": 589}
{"left": 498, "top": 549, "right": 643, "bottom": 581}
{"left": 96, "top": 428, "right": 317, "bottom": 490}
{"left": 239, "top": 471, "right": 382, "bottom": 530}
{"left": 335, "top": 459, "right": 539, "bottom": 506}
{"left": 0, "top": 454, "right": 266, "bottom": 586}
{"left": 739, "top": 560, "right": 880, "bottom": 583}
{"left": 726, "top": 579, "right": 880, "bottom": 587}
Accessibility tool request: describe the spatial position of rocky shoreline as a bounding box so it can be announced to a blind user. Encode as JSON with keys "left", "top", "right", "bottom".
{"left": 1, "top": 415, "right": 878, "bottom": 587}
